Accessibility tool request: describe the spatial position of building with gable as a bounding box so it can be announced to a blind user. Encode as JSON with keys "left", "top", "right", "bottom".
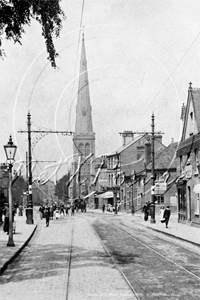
{"left": 119, "top": 137, "right": 178, "bottom": 213}
{"left": 70, "top": 33, "right": 95, "bottom": 200}
{"left": 95, "top": 131, "right": 166, "bottom": 211}
{"left": 176, "top": 83, "right": 200, "bottom": 226}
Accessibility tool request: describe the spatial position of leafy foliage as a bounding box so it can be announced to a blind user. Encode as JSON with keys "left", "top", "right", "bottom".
{"left": 55, "top": 172, "right": 70, "bottom": 200}
{"left": 0, "top": 0, "right": 65, "bottom": 67}
{"left": 12, "top": 174, "right": 27, "bottom": 204}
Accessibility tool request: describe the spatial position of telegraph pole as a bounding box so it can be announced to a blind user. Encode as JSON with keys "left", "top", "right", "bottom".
{"left": 26, "top": 111, "right": 34, "bottom": 224}
{"left": 150, "top": 113, "right": 156, "bottom": 223}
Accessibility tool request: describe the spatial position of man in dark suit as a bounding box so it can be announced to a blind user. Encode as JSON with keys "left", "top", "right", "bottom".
{"left": 44, "top": 206, "right": 50, "bottom": 227}
{"left": 163, "top": 206, "right": 171, "bottom": 228}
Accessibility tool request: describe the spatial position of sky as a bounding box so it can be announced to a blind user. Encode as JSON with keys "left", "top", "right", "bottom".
{"left": 1, "top": 0, "right": 200, "bottom": 180}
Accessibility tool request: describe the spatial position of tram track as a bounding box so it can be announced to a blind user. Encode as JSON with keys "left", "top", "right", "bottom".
{"left": 107, "top": 218, "right": 200, "bottom": 281}
{"left": 65, "top": 217, "right": 75, "bottom": 300}
{"left": 87, "top": 217, "right": 141, "bottom": 300}
{"left": 90, "top": 215, "right": 200, "bottom": 299}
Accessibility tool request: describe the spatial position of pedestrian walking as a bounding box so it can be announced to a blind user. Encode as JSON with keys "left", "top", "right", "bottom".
{"left": 18, "top": 204, "right": 23, "bottom": 216}
{"left": 55, "top": 207, "right": 60, "bottom": 219}
{"left": 158, "top": 206, "right": 165, "bottom": 222}
{"left": 60, "top": 205, "right": 65, "bottom": 217}
{"left": 44, "top": 206, "right": 50, "bottom": 227}
{"left": 65, "top": 205, "right": 69, "bottom": 216}
{"left": 71, "top": 205, "right": 75, "bottom": 216}
{"left": 50, "top": 205, "right": 54, "bottom": 220}
{"left": 39, "top": 204, "right": 44, "bottom": 220}
{"left": 3, "top": 203, "right": 9, "bottom": 234}
{"left": 142, "top": 202, "right": 149, "bottom": 221}
{"left": 102, "top": 203, "right": 105, "bottom": 213}
{"left": 163, "top": 206, "right": 171, "bottom": 228}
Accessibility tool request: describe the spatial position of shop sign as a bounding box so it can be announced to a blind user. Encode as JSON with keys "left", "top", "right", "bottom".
{"left": 154, "top": 181, "right": 167, "bottom": 195}
{"left": 185, "top": 165, "right": 192, "bottom": 179}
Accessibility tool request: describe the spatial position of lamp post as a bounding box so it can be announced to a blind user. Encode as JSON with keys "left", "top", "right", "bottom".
{"left": 4, "top": 135, "right": 17, "bottom": 247}
{"left": 150, "top": 113, "right": 156, "bottom": 223}
{"left": 26, "top": 111, "right": 34, "bottom": 224}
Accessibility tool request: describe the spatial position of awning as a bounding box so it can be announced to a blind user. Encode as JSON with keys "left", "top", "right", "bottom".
{"left": 99, "top": 191, "right": 114, "bottom": 199}
{"left": 83, "top": 191, "right": 96, "bottom": 199}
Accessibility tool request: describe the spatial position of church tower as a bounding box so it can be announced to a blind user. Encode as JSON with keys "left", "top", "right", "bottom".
{"left": 72, "top": 33, "right": 95, "bottom": 198}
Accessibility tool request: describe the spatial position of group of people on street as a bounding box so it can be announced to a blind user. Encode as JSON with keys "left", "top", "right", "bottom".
{"left": 142, "top": 202, "right": 171, "bottom": 228}
{"left": 105, "top": 203, "right": 121, "bottom": 213}
{"left": 39, "top": 202, "right": 82, "bottom": 227}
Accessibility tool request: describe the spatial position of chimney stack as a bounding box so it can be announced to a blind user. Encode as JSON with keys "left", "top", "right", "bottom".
{"left": 121, "top": 131, "right": 134, "bottom": 146}
{"left": 154, "top": 134, "right": 162, "bottom": 144}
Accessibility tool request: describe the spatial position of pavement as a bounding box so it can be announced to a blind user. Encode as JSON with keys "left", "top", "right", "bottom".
{"left": 0, "top": 207, "right": 200, "bottom": 276}
{"left": 0, "top": 213, "right": 37, "bottom": 275}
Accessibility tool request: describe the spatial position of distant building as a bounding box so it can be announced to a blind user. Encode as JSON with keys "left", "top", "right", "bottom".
{"left": 176, "top": 83, "right": 200, "bottom": 226}
{"left": 145, "top": 141, "right": 178, "bottom": 212}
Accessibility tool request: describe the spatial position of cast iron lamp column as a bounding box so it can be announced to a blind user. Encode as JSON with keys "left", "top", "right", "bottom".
{"left": 4, "top": 135, "right": 17, "bottom": 247}
{"left": 26, "top": 111, "right": 34, "bottom": 224}
{"left": 150, "top": 113, "right": 156, "bottom": 223}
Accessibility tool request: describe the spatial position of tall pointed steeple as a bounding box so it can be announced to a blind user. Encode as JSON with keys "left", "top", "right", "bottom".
{"left": 75, "top": 32, "right": 93, "bottom": 134}
{"left": 72, "top": 31, "right": 95, "bottom": 199}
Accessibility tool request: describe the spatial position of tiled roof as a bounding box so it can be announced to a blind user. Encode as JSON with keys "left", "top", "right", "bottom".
{"left": 121, "top": 157, "right": 145, "bottom": 176}
{"left": 115, "top": 135, "right": 143, "bottom": 154}
{"left": 147, "top": 142, "right": 178, "bottom": 170}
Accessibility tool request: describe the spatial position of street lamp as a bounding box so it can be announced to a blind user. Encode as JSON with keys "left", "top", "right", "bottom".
{"left": 4, "top": 135, "right": 17, "bottom": 247}
{"left": 150, "top": 113, "right": 156, "bottom": 223}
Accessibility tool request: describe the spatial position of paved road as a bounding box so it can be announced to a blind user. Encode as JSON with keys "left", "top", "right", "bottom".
{"left": 93, "top": 214, "right": 200, "bottom": 300}
{"left": 0, "top": 213, "right": 134, "bottom": 300}
{"left": 1, "top": 209, "right": 200, "bottom": 299}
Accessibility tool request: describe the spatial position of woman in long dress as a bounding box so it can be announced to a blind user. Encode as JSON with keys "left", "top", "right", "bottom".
{"left": 158, "top": 206, "right": 165, "bottom": 222}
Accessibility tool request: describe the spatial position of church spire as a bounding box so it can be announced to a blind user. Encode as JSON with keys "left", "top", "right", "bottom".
{"left": 72, "top": 31, "right": 95, "bottom": 199}
{"left": 75, "top": 32, "right": 93, "bottom": 134}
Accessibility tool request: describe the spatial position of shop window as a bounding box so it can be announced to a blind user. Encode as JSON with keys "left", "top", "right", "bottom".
{"left": 155, "top": 195, "right": 164, "bottom": 205}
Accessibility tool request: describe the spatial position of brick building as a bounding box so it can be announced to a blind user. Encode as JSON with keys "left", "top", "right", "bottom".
{"left": 176, "top": 83, "right": 200, "bottom": 226}
{"left": 119, "top": 138, "right": 178, "bottom": 212}
{"left": 95, "top": 131, "right": 166, "bottom": 211}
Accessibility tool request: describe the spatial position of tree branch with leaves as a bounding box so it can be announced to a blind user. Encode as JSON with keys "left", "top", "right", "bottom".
{"left": 0, "top": 0, "right": 66, "bottom": 67}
